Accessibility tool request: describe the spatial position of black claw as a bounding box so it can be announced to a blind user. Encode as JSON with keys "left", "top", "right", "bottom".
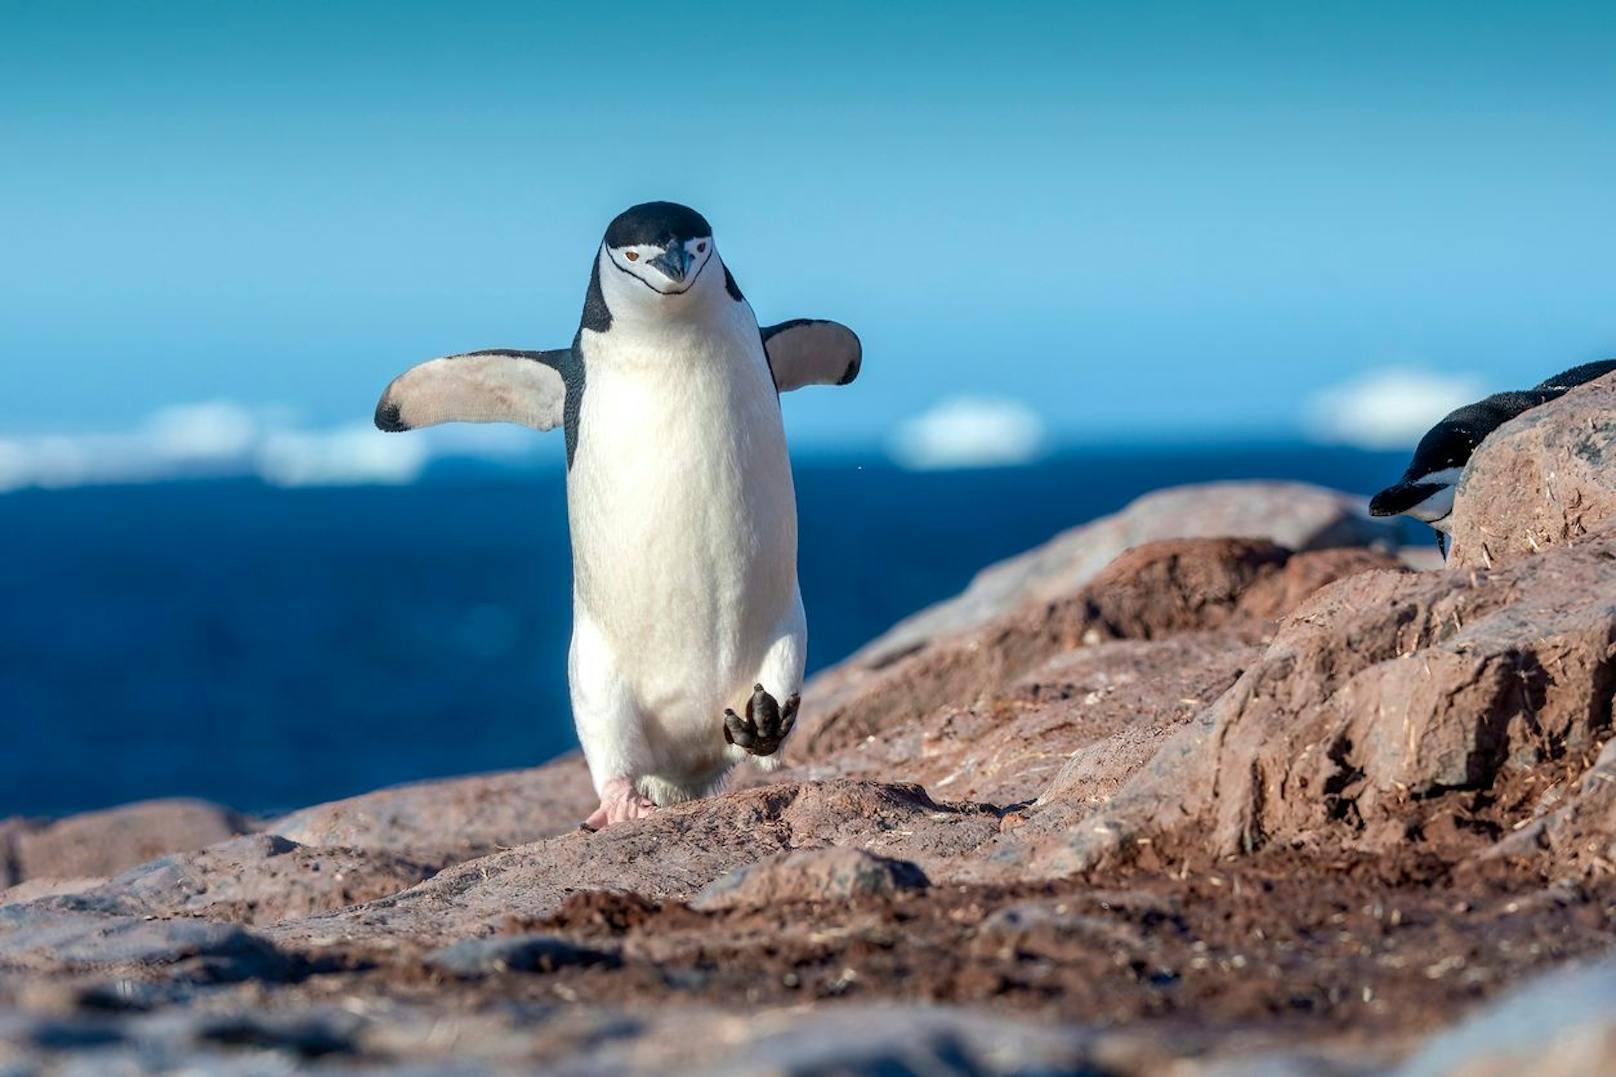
{"left": 725, "top": 686, "right": 799, "bottom": 758}
{"left": 724, "top": 708, "right": 757, "bottom": 749}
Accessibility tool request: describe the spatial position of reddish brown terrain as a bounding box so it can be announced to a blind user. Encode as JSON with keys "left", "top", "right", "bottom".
{"left": 3, "top": 373, "right": 1615, "bottom": 1074}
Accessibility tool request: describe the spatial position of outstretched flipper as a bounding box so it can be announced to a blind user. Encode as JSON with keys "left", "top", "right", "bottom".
{"left": 761, "top": 320, "right": 861, "bottom": 392}
{"left": 723, "top": 683, "right": 799, "bottom": 757}
{"left": 374, "top": 348, "right": 570, "bottom": 432}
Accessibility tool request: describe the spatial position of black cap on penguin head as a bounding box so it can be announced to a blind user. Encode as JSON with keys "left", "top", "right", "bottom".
{"left": 604, "top": 202, "right": 713, "bottom": 248}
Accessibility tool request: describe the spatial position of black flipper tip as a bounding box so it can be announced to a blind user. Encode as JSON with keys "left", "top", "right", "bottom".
{"left": 374, "top": 397, "right": 409, "bottom": 433}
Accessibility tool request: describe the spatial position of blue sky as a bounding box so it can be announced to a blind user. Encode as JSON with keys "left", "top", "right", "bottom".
{"left": 3, "top": 1, "right": 1613, "bottom": 451}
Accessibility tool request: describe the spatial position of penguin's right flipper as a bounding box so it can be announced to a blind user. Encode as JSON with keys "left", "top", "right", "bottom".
{"left": 760, "top": 320, "right": 862, "bottom": 392}
{"left": 374, "top": 349, "right": 570, "bottom": 432}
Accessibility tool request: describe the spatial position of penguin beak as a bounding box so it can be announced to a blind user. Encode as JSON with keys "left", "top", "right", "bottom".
{"left": 1369, "top": 481, "right": 1443, "bottom": 518}
{"left": 648, "top": 244, "right": 692, "bottom": 285}
{"left": 1363, "top": 478, "right": 1454, "bottom": 517}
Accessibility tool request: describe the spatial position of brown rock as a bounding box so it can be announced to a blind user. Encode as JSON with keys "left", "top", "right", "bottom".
{"left": 271, "top": 780, "right": 996, "bottom": 951}
{"left": 271, "top": 754, "right": 597, "bottom": 867}
{"left": 39, "top": 834, "right": 434, "bottom": 926}
{"left": 1029, "top": 530, "right": 1616, "bottom": 873}
{"left": 797, "top": 633, "right": 1255, "bottom": 812}
{"left": 690, "top": 848, "right": 929, "bottom": 912}
{"left": 0, "top": 904, "right": 297, "bottom": 981}
{"left": 1450, "top": 371, "right": 1616, "bottom": 568}
{"left": 2, "top": 800, "right": 251, "bottom": 885}
{"left": 857, "top": 480, "right": 1397, "bottom": 666}
{"left": 796, "top": 539, "right": 1401, "bottom": 765}
{"left": 1484, "top": 736, "right": 1616, "bottom": 869}
{"left": 0, "top": 878, "right": 105, "bottom": 907}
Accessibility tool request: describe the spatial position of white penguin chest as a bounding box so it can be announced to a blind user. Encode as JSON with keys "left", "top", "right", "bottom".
{"left": 566, "top": 322, "right": 799, "bottom": 667}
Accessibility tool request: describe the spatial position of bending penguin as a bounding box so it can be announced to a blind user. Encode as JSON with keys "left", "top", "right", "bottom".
{"left": 1369, "top": 359, "right": 1616, "bottom": 554}
{"left": 374, "top": 202, "right": 862, "bottom": 827}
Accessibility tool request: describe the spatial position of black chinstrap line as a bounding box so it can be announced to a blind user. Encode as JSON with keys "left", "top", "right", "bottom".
{"left": 604, "top": 246, "right": 713, "bottom": 296}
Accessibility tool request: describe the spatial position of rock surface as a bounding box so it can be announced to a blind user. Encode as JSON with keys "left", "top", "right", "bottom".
{"left": 857, "top": 480, "right": 1397, "bottom": 666}
{"left": 36, "top": 834, "right": 435, "bottom": 926}
{"left": 1024, "top": 515, "right": 1616, "bottom": 876}
{"left": 271, "top": 755, "right": 597, "bottom": 865}
{"left": 1450, "top": 370, "right": 1616, "bottom": 568}
{"left": 1, "top": 799, "right": 251, "bottom": 886}
{"left": 690, "top": 847, "right": 930, "bottom": 912}
{"left": 6, "top": 446, "right": 1616, "bottom": 1074}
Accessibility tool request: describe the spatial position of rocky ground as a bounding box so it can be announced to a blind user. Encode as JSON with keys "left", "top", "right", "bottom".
{"left": 3, "top": 373, "right": 1615, "bottom": 1075}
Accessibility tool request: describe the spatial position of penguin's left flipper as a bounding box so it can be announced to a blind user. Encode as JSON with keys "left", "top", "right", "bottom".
{"left": 723, "top": 684, "right": 799, "bottom": 757}
{"left": 761, "top": 320, "right": 862, "bottom": 392}
{"left": 374, "top": 348, "right": 571, "bottom": 432}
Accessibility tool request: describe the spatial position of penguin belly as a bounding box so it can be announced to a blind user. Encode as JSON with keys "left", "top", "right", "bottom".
{"left": 566, "top": 326, "right": 800, "bottom": 794}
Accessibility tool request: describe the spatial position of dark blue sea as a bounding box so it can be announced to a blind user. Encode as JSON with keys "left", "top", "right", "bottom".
{"left": 0, "top": 445, "right": 1416, "bottom": 817}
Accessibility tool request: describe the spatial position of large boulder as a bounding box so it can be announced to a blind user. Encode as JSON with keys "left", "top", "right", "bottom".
{"left": 855, "top": 481, "right": 1397, "bottom": 666}
{"left": 1450, "top": 370, "right": 1616, "bottom": 568}
{"left": 1027, "top": 528, "right": 1616, "bottom": 873}
{"left": 796, "top": 538, "right": 1401, "bottom": 767}
{"left": 0, "top": 799, "right": 251, "bottom": 886}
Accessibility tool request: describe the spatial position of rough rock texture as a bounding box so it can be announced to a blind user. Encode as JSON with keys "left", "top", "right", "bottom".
{"left": 1, "top": 799, "right": 251, "bottom": 886}
{"left": 271, "top": 754, "right": 597, "bottom": 865}
{"left": 690, "top": 847, "right": 929, "bottom": 911}
{"left": 32, "top": 834, "right": 436, "bottom": 926}
{"left": 1024, "top": 527, "right": 1616, "bottom": 877}
{"left": 273, "top": 780, "right": 997, "bottom": 951}
{"left": 7, "top": 449, "right": 1616, "bottom": 1073}
{"left": 1450, "top": 370, "right": 1616, "bottom": 568}
{"left": 858, "top": 480, "right": 1397, "bottom": 665}
{"left": 795, "top": 539, "right": 1398, "bottom": 766}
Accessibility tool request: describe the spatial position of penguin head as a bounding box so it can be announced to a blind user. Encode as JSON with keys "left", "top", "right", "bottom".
{"left": 1367, "top": 423, "right": 1472, "bottom": 531}
{"left": 595, "top": 202, "right": 723, "bottom": 318}
{"left": 1367, "top": 392, "right": 1541, "bottom": 531}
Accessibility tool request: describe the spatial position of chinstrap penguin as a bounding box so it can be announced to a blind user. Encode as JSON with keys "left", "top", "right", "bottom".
{"left": 1369, "top": 359, "right": 1616, "bottom": 554}
{"left": 374, "top": 201, "right": 862, "bottom": 827}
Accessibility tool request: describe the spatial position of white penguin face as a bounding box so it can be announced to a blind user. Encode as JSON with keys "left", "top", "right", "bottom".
{"left": 1370, "top": 464, "right": 1461, "bottom": 528}
{"left": 606, "top": 236, "right": 714, "bottom": 296}
{"left": 1400, "top": 466, "right": 1462, "bottom": 525}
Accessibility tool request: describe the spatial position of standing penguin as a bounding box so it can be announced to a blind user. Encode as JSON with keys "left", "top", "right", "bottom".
{"left": 1369, "top": 359, "right": 1616, "bottom": 554}
{"left": 374, "top": 202, "right": 861, "bottom": 827}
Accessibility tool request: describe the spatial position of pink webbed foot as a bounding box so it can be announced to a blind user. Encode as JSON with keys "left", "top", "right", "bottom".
{"left": 582, "top": 776, "right": 658, "bottom": 830}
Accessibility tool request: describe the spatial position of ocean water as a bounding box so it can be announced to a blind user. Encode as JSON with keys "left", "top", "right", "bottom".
{"left": 0, "top": 444, "right": 1416, "bottom": 817}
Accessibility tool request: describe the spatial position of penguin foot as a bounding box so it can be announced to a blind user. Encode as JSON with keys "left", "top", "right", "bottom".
{"left": 582, "top": 776, "right": 658, "bottom": 830}
{"left": 723, "top": 684, "right": 799, "bottom": 757}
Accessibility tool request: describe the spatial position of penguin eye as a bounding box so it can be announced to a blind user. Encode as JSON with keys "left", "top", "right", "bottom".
{"left": 624, "top": 251, "right": 639, "bottom": 262}
{"left": 696, "top": 242, "right": 707, "bottom": 253}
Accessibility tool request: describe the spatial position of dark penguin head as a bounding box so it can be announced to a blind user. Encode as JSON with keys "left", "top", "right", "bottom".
{"left": 1368, "top": 359, "right": 1616, "bottom": 541}
{"left": 587, "top": 202, "right": 737, "bottom": 330}
{"left": 1368, "top": 391, "right": 1549, "bottom": 534}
